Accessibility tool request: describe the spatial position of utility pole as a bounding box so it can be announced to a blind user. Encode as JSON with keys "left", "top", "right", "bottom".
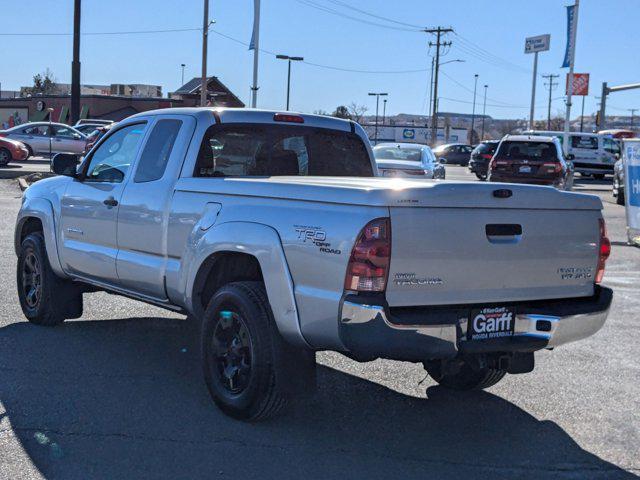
{"left": 368, "top": 92, "right": 388, "bottom": 145}
{"left": 470, "top": 74, "right": 479, "bottom": 144}
{"left": 180, "top": 64, "right": 186, "bottom": 86}
{"left": 629, "top": 108, "right": 637, "bottom": 128}
{"left": 427, "top": 57, "right": 434, "bottom": 117}
{"left": 481, "top": 84, "right": 488, "bottom": 140}
{"left": 250, "top": 0, "right": 261, "bottom": 107}
{"left": 425, "top": 26, "right": 453, "bottom": 147}
{"left": 542, "top": 74, "right": 559, "bottom": 130}
{"left": 70, "top": 0, "right": 81, "bottom": 124}
{"left": 200, "top": 0, "right": 209, "bottom": 107}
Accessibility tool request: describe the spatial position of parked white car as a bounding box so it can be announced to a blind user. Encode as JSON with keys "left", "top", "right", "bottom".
{"left": 0, "top": 122, "right": 87, "bottom": 156}
{"left": 373, "top": 142, "right": 446, "bottom": 179}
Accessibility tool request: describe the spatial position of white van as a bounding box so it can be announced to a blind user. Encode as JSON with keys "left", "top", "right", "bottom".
{"left": 523, "top": 131, "right": 620, "bottom": 178}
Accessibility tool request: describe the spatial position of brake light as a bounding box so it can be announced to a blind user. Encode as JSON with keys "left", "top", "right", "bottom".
{"left": 0, "top": 133, "right": 6, "bottom": 137}
{"left": 345, "top": 218, "right": 391, "bottom": 292}
{"left": 596, "top": 218, "right": 610, "bottom": 283}
{"left": 542, "top": 162, "right": 562, "bottom": 173}
{"left": 481, "top": 153, "right": 493, "bottom": 159}
{"left": 273, "top": 113, "right": 304, "bottom": 123}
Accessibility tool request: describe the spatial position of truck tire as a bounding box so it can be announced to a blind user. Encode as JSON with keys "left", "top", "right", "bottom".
{"left": 0, "top": 148, "right": 11, "bottom": 167}
{"left": 425, "top": 360, "right": 506, "bottom": 391}
{"left": 17, "top": 232, "right": 83, "bottom": 326}
{"left": 201, "top": 281, "right": 289, "bottom": 421}
{"left": 475, "top": 172, "right": 487, "bottom": 181}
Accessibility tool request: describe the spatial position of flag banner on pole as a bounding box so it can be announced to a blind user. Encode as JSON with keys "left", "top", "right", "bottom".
{"left": 561, "top": 5, "right": 576, "bottom": 68}
{"left": 249, "top": 0, "right": 258, "bottom": 50}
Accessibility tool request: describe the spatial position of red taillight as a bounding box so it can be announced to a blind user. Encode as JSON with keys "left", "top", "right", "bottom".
{"left": 542, "top": 162, "right": 562, "bottom": 173}
{"left": 273, "top": 113, "right": 304, "bottom": 123}
{"left": 489, "top": 158, "right": 508, "bottom": 171}
{"left": 0, "top": 133, "right": 6, "bottom": 137}
{"left": 481, "top": 153, "right": 493, "bottom": 159}
{"left": 596, "top": 218, "right": 611, "bottom": 284}
{"left": 345, "top": 218, "right": 391, "bottom": 292}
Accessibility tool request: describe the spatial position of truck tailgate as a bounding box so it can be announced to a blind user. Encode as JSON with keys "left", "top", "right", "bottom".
{"left": 387, "top": 206, "right": 601, "bottom": 306}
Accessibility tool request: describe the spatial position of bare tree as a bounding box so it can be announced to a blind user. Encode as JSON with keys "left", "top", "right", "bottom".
{"left": 496, "top": 120, "right": 521, "bottom": 137}
{"left": 24, "top": 68, "right": 58, "bottom": 96}
{"left": 313, "top": 109, "right": 330, "bottom": 116}
{"left": 347, "top": 102, "right": 368, "bottom": 124}
{"left": 332, "top": 105, "right": 351, "bottom": 119}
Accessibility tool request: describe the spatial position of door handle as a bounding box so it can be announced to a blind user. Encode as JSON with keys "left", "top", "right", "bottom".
{"left": 103, "top": 197, "right": 118, "bottom": 207}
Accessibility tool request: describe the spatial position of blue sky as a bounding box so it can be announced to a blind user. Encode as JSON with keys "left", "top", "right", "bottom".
{"left": 2, "top": 0, "right": 639, "bottom": 120}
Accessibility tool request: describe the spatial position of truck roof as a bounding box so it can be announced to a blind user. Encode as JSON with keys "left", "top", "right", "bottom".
{"left": 127, "top": 107, "right": 355, "bottom": 131}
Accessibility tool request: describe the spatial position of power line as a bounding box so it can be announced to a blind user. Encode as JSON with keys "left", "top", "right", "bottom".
{"left": 0, "top": 27, "right": 201, "bottom": 36}
{"left": 425, "top": 26, "right": 454, "bottom": 146}
{"left": 453, "top": 32, "right": 531, "bottom": 74}
{"left": 294, "top": 0, "right": 421, "bottom": 31}
{"left": 209, "top": 29, "right": 428, "bottom": 74}
{"left": 542, "top": 74, "right": 560, "bottom": 130}
{"left": 323, "top": 0, "right": 424, "bottom": 29}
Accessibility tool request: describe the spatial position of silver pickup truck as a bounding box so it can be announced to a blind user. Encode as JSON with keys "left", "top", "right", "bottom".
{"left": 15, "top": 108, "right": 612, "bottom": 420}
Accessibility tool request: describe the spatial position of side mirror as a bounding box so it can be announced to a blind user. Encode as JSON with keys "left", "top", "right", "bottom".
{"left": 51, "top": 153, "right": 80, "bottom": 177}
{"left": 438, "top": 157, "right": 446, "bottom": 164}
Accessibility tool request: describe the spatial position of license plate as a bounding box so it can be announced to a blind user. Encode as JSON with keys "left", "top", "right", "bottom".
{"left": 519, "top": 166, "right": 532, "bottom": 173}
{"left": 467, "top": 306, "right": 516, "bottom": 341}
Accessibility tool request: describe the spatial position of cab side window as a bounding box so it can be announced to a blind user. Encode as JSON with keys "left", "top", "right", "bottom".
{"left": 84, "top": 123, "right": 146, "bottom": 183}
{"left": 603, "top": 137, "right": 620, "bottom": 156}
{"left": 134, "top": 119, "right": 182, "bottom": 183}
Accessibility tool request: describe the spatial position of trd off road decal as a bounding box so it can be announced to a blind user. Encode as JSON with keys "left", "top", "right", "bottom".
{"left": 294, "top": 225, "right": 341, "bottom": 255}
{"left": 468, "top": 307, "right": 514, "bottom": 341}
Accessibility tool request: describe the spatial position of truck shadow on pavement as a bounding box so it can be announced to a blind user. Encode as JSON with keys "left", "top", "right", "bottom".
{"left": 0, "top": 316, "right": 635, "bottom": 480}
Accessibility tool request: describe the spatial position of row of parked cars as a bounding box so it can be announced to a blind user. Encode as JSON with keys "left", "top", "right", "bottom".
{"left": 0, "top": 119, "right": 113, "bottom": 166}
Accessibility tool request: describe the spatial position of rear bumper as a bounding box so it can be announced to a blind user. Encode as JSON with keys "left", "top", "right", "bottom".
{"left": 488, "top": 174, "right": 559, "bottom": 186}
{"left": 573, "top": 163, "right": 614, "bottom": 175}
{"left": 339, "top": 286, "right": 612, "bottom": 362}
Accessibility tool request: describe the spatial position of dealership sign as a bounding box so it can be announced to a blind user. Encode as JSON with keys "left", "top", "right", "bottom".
{"left": 623, "top": 139, "right": 640, "bottom": 246}
{"left": 524, "top": 34, "right": 550, "bottom": 54}
{"left": 566, "top": 73, "right": 589, "bottom": 96}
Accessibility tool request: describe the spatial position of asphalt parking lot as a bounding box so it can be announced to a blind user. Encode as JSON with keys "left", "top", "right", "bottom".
{"left": 0, "top": 167, "right": 637, "bottom": 479}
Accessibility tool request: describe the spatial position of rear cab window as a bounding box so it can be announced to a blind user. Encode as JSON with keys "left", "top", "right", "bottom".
{"left": 570, "top": 135, "right": 598, "bottom": 150}
{"left": 194, "top": 124, "right": 373, "bottom": 177}
{"left": 373, "top": 146, "right": 422, "bottom": 161}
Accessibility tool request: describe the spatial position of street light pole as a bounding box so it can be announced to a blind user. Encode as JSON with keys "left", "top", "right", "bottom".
{"left": 368, "top": 92, "right": 388, "bottom": 145}
{"left": 276, "top": 55, "right": 304, "bottom": 110}
{"left": 382, "top": 99, "right": 387, "bottom": 125}
{"left": 180, "top": 64, "right": 186, "bottom": 86}
{"left": 470, "top": 74, "right": 479, "bottom": 144}
{"left": 481, "top": 84, "right": 488, "bottom": 141}
{"left": 629, "top": 108, "right": 637, "bottom": 128}
{"left": 70, "top": 0, "right": 81, "bottom": 124}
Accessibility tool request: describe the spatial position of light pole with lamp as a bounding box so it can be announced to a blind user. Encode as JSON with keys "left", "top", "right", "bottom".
{"left": 368, "top": 92, "right": 388, "bottom": 145}
{"left": 276, "top": 55, "right": 304, "bottom": 110}
{"left": 382, "top": 98, "right": 387, "bottom": 125}
{"left": 481, "top": 84, "right": 488, "bottom": 140}
{"left": 470, "top": 74, "right": 479, "bottom": 144}
{"left": 47, "top": 107, "right": 54, "bottom": 162}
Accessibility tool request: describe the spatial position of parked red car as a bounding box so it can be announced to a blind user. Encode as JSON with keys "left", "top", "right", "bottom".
{"left": 488, "top": 135, "right": 574, "bottom": 190}
{"left": 0, "top": 137, "right": 30, "bottom": 166}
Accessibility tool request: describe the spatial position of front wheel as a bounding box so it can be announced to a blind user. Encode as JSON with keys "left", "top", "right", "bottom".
{"left": 17, "top": 233, "right": 83, "bottom": 325}
{"left": 201, "top": 281, "right": 290, "bottom": 421}
{"left": 425, "top": 360, "right": 506, "bottom": 391}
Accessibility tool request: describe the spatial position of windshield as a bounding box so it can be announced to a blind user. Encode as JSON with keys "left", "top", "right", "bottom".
{"left": 496, "top": 141, "right": 558, "bottom": 161}
{"left": 373, "top": 146, "right": 422, "bottom": 162}
{"left": 195, "top": 124, "right": 373, "bottom": 177}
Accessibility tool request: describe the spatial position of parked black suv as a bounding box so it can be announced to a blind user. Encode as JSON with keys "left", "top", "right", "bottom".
{"left": 468, "top": 140, "right": 500, "bottom": 180}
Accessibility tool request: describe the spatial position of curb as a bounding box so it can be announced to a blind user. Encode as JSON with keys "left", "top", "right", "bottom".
{"left": 18, "top": 178, "right": 29, "bottom": 192}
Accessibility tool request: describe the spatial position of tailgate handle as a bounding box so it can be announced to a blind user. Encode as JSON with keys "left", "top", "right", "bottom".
{"left": 486, "top": 224, "right": 522, "bottom": 244}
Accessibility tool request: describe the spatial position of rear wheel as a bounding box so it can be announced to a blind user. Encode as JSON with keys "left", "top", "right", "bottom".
{"left": 201, "top": 281, "right": 290, "bottom": 421}
{"left": 0, "top": 148, "right": 11, "bottom": 166}
{"left": 425, "top": 360, "right": 506, "bottom": 391}
{"left": 475, "top": 172, "right": 487, "bottom": 181}
{"left": 17, "top": 233, "right": 83, "bottom": 326}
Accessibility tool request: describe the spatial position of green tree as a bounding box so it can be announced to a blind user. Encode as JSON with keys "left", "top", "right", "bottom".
{"left": 26, "top": 69, "right": 58, "bottom": 95}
